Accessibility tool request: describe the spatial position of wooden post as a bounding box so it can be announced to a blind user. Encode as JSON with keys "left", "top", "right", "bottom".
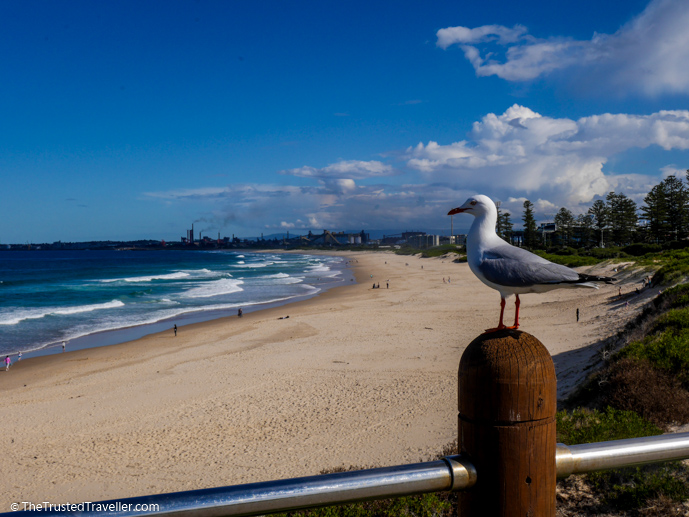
{"left": 458, "top": 330, "right": 556, "bottom": 517}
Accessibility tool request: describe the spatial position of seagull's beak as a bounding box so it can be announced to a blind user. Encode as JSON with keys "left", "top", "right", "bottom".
{"left": 448, "top": 207, "right": 468, "bottom": 216}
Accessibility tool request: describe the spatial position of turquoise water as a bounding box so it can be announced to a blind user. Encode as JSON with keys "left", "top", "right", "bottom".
{"left": 0, "top": 250, "right": 347, "bottom": 357}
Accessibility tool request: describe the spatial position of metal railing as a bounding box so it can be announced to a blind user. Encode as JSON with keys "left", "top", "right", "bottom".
{"left": 5, "top": 432, "right": 689, "bottom": 517}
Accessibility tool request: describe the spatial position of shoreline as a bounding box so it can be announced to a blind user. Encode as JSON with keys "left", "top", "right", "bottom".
{"left": 5, "top": 251, "right": 355, "bottom": 361}
{"left": 1, "top": 250, "right": 649, "bottom": 506}
{"left": 1, "top": 251, "right": 367, "bottom": 384}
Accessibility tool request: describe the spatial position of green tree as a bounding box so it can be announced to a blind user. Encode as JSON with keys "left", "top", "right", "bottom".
{"left": 554, "top": 207, "right": 575, "bottom": 245}
{"left": 606, "top": 192, "right": 638, "bottom": 245}
{"left": 522, "top": 200, "right": 537, "bottom": 248}
{"left": 588, "top": 200, "right": 608, "bottom": 247}
{"left": 663, "top": 175, "right": 689, "bottom": 241}
{"left": 641, "top": 183, "right": 669, "bottom": 243}
{"left": 576, "top": 213, "right": 595, "bottom": 246}
{"left": 498, "top": 211, "right": 513, "bottom": 243}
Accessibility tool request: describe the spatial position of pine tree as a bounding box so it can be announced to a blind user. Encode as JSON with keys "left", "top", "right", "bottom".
{"left": 576, "top": 213, "right": 595, "bottom": 246}
{"left": 663, "top": 175, "right": 689, "bottom": 241}
{"left": 522, "top": 200, "right": 537, "bottom": 248}
{"left": 606, "top": 192, "right": 638, "bottom": 245}
{"left": 554, "top": 207, "right": 575, "bottom": 245}
{"left": 498, "top": 211, "right": 513, "bottom": 243}
{"left": 588, "top": 200, "right": 608, "bottom": 247}
{"left": 642, "top": 183, "right": 668, "bottom": 243}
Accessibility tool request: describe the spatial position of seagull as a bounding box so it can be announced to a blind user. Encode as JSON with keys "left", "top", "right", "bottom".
{"left": 448, "top": 195, "right": 614, "bottom": 332}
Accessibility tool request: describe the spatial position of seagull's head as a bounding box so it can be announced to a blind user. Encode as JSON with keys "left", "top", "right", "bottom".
{"left": 447, "top": 195, "right": 497, "bottom": 218}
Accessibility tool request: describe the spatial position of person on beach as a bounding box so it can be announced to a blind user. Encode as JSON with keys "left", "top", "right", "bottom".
{"left": 62, "top": 341, "right": 66, "bottom": 352}
{"left": 4, "top": 356, "right": 10, "bottom": 371}
{"left": 173, "top": 324, "right": 177, "bottom": 336}
{"left": 576, "top": 308, "right": 579, "bottom": 322}
{"left": 238, "top": 308, "right": 243, "bottom": 317}
{"left": 17, "top": 351, "right": 22, "bottom": 361}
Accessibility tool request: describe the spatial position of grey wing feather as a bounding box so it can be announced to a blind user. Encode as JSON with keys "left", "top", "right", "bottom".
{"left": 480, "top": 245, "right": 579, "bottom": 287}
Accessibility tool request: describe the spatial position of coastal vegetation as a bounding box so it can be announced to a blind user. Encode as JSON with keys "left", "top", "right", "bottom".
{"left": 557, "top": 283, "right": 689, "bottom": 515}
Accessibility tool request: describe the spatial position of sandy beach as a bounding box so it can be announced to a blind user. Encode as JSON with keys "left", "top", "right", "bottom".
{"left": 0, "top": 250, "right": 651, "bottom": 506}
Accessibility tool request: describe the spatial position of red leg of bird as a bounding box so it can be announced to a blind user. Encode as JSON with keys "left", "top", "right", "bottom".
{"left": 506, "top": 294, "right": 520, "bottom": 329}
{"left": 484, "top": 297, "right": 507, "bottom": 333}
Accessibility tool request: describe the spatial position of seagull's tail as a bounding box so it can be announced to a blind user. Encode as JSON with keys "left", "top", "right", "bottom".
{"left": 578, "top": 273, "right": 615, "bottom": 284}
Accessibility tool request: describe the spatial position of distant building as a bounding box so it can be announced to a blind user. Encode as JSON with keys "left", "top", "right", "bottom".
{"left": 451, "top": 234, "right": 467, "bottom": 246}
{"left": 407, "top": 234, "right": 440, "bottom": 248}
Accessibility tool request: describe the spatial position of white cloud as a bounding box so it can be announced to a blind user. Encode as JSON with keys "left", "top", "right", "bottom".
{"left": 406, "top": 104, "right": 689, "bottom": 206}
{"left": 437, "top": 0, "right": 689, "bottom": 96}
{"left": 660, "top": 165, "right": 687, "bottom": 178}
{"left": 436, "top": 24, "right": 529, "bottom": 47}
{"left": 282, "top": 160, "right": 395, "bottom": 180}
{"left": 146, "top": 105, "right": 689, "bottom": 232}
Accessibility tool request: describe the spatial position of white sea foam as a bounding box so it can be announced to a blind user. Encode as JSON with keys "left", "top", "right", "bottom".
{"left": 101, "top": 272, "right": 190, "bottom": 283}
{"left": 307, "top": 264, "right": 331, "bottom": 273}
{"left": 272, "top": 276, "right": 304, "bottom": 284}
{"left": 232, "top": 262, "right": 271, "bottom": 268}
{"left": 182, "top": 278, "right": 244, "bottom": 299}
{"left": 0, "top": 300, "right": 125, "bottom": 326}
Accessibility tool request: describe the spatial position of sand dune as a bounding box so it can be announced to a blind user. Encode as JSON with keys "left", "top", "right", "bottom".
{"left": 0, "top": 251, "right": 651, "bottom": 506}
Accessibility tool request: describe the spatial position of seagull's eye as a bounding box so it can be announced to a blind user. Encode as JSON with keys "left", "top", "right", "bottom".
{"left": 470, "top": 200, "right": 477, "bottom": 206}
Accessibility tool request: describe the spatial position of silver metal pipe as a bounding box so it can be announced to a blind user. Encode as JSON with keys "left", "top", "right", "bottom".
{"left": 556, "top": 432, "right": 689, "bottom": 477}
{"left": 5, "top": 433, "right": 689, "bottom": 517}
{"left": 4, "top": 457, "right": 476, "bottom": 517}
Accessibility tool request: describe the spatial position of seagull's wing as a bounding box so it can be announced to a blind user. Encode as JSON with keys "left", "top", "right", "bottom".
{"left": 479, "top": 244, "right": 580, "bottom": 287}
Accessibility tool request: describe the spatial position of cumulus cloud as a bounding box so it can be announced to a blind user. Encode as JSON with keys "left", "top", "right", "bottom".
{"left": 147, "top": 104, "right": 689, "bottom": 232}
{"left": 437, "top": 0, "right": 689, "bottom": 96}
{"left": 660, "top": 165, "right": 687, "bottom": 178}
{"left": 406, "top": 104, "right": 689, "bottom": 206}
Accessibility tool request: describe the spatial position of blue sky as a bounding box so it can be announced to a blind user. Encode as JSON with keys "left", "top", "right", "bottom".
{"left": 2, "top": 0, "right": 688, "bottom": 243}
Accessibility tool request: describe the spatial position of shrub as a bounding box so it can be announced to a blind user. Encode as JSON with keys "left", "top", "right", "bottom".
{"left": 420, "top": 245, "right": 463, "bottom": 258}
{"left": 619, "top": 329, "right": 689, "bottom": 388}
{"left": 585, "top": 247, "right": 630, "bottom": 260}
{"left": 533, "top": 251, "right": 600, "bottom": 267}
{"left": 622, "top": 243, "right": 663, "bottom": 256}
{"left": 556, "top": 407, "right": 661, "bottom": 445}
{"left": 588, "top": 463, "right": 689, "bottom": 512}
{"left": 602, "top": 358, "right": 689, "bottom": 427}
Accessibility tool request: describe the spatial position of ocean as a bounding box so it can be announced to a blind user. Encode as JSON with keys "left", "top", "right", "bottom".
{"left": 0, "top": 250, "right": 349, "bottom": 358}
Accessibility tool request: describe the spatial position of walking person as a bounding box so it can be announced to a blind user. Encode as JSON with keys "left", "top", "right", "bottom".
{"left": 173, "top": 324, "right": 177, "bottom": 336}
{"left": 62, "top": 341, "right": 66, "bottom": 352}
{"left": 576, "top": 308, "right": 579, "bottom": 322}
{"left": 4, "top": 356, "right": 10, "bottom": 371}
